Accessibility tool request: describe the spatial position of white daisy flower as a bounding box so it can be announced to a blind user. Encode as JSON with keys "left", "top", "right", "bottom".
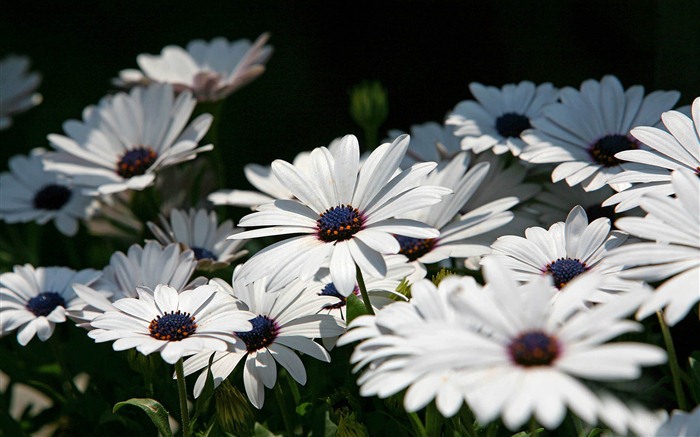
{"left": 0, "top": 55, "right": 42, "bottom": 130}
{"left": 396, "top": 152, "right": 517, "bottom": 279}
{"left": 654, "top": 405, "right": 700, "bottom": 437}
{"left": 488, "top": 205, "right": 643, "bottom": 303}
{"left": 231, "top": 134, "right": 451, "bottom": 295}
{"left": 448, "top": 259, "right": 666, "bottom": 432}
{"left": 182, "top": 275, "right": 345, "bottom": 408}
{"left": 520, "top": 75, "right": 680, "bottom": 191}
{"left": 44, "top": 83, "right": 213, "bottom": 195}
{"left": 147, "top": 208, "right": 248, "bottom": 271}
{"left": 603, "top": 96, "right": 700, "bottom": 212}
{"left": 0, "top": 149, "right": 98, "bottom": 236}
{"left": 446, "top": 81, "right": 559, "bottom": 156}
{"left": 88, "top": 284, "right": 252, "bottom": 364}
{"left": 70, "top": 241, "right": 202, "bottom": 325}
{"left": 0, "top": 264, "right": 100, "bottom": 345}
{"left": 387, "top": 122, "right": 462, "bottom": 168}
{"left": 115, "top": 34, "right": 272, "bottom": 102}
{"left": 606, "top": 168, "right": 700, "bottom": 326}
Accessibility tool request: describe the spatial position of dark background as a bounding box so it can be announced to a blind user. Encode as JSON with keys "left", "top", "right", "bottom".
{"left": 2, "top": 1, "right": 699, "bottom": 188}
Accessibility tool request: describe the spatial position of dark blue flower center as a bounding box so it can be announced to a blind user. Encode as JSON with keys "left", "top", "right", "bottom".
{"left": 236, "top": 315, "right": 279, "bottom": 352}
{"left": 395, "top": 236, "right": 437, "bottom": 261}
{"left": 495, "top": 112, "right": 531, "bottom": 138}
{"left": 192, "top": 246, "right": 216, "bottom": 260}
{"left": 589, "top": 134, "right": 638, "bottom": 167}
{"left": 33, "top": 184, "right": 72, "bottom": 210}
{"left": 319, "top": 282, "right": 360, "bottom": 310}
{"left": 317, "top": 205, "right": 364, "bottom": 242}
{"left": 149, "top": 310, "right": 197, "bottom": 341}
{"left": 116, "top": 146, "right": 158, "bottom": 178}
{"left": 26, "top": 292, "right": 65, "bottom": 317}
{"left": 545, "top": 257, "right": 588, "bottom": 289}
{"left": 509, "top": 331, "right": 560, "bottom": 367}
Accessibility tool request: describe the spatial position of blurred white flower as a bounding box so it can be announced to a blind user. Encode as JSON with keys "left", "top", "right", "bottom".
{"left": 0, "top": 264, "right": 100, "bottom": 345}
{"left": 44, "top": 84, "right": 212, "bottom": 195}
{"left": 115, "top": 34, "right": 272, "bottom": 102}
{"left": 447, "top": 81, "right": 558, "bottom": 156}
{"left": 0, "top": 149, "right": 98, "bottom": 236}
{"left": 0, "top": 55, "right": 42, "bottom": 130}
{"left": 147, "top": 208, "right": 248, "bottom": 271}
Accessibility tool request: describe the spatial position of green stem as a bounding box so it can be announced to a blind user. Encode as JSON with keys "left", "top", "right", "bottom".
{"left": 274, "top": 381, "right": 295, "bottom": 436}
{"left": 283, "top": 369, "right": 301, "bottom": 405}
{"left": 529, "top": 417, "right": 539, "bottom": 435}
{"left": 485, "top": 422, "right": 498, "bottom": 437}
{"left": 425, "top": 402, "right": 442, "bottom": 436}
{"left": 49, "top": 335, "right": 79, "bottom": 399}
{"left": 407, "top": 412, "right": 427, "bottom": 437}
{"left": 657, "top": 311, "right": 688, "bottom": 410}
{"left": 175, "top": 358, "right": 191, "bottom": 437}
{"left": 355, "top": 265, "right": 375, "bottom": 315}
{"left": 456, "top": 407, "right": 478, "bottom": 437}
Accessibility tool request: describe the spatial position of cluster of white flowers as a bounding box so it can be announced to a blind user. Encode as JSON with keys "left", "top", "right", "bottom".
{"left": 1, "top": 37, "right": 698, "bottom": 436}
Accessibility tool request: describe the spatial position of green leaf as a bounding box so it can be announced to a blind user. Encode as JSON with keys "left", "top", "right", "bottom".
{"left": 253, "top": 422, "right": 283, "bottom": 437}
{"left": 323, "top": 410, "right": 339, "bottom": 437}
{"left": 295, "top": 401, "right": 313, "bottom": 417}
{"left": 346, "top": 293, "right": 369, "bottom": 325}
{"left": 196, "top": 417, "right": 217, "bottom": 437}
{"left": 113, "top": 398, "right": 173, "bottom": 437}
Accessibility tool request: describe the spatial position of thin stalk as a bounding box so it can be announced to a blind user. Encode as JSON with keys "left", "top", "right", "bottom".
{"left": 49, "top": 336, "right": 79, "bottom": 399}
{"left": 175, "top": 358, "right": 191, "bottom": 437}
{"left": 454, "top": 408, "right": 478, "bottom": 437}
{"left": 657, "top": 311, "right": 688, "bottom": 410}
{"left": 425, "top": 402, "right": 443, "bottom": 436}
{"left": 573, "top": 416, "right": 585, "bottom": 437}
{"left": 274, "top": 381, "right": 295, "bottom": 436}
{"left": 407, "top": 412, "right": 427, "bottom": 437}
{"left": 283, "top": 369, "right": 301, "bottom": 405}
{"left": 486, "top": 422, "right": 499, "bottom": 437}
{"left": 529, "top": 417, "right": 539, "bottom": 435}
{"left": 355, "top": 265, "right": 375, "bottom": 315}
